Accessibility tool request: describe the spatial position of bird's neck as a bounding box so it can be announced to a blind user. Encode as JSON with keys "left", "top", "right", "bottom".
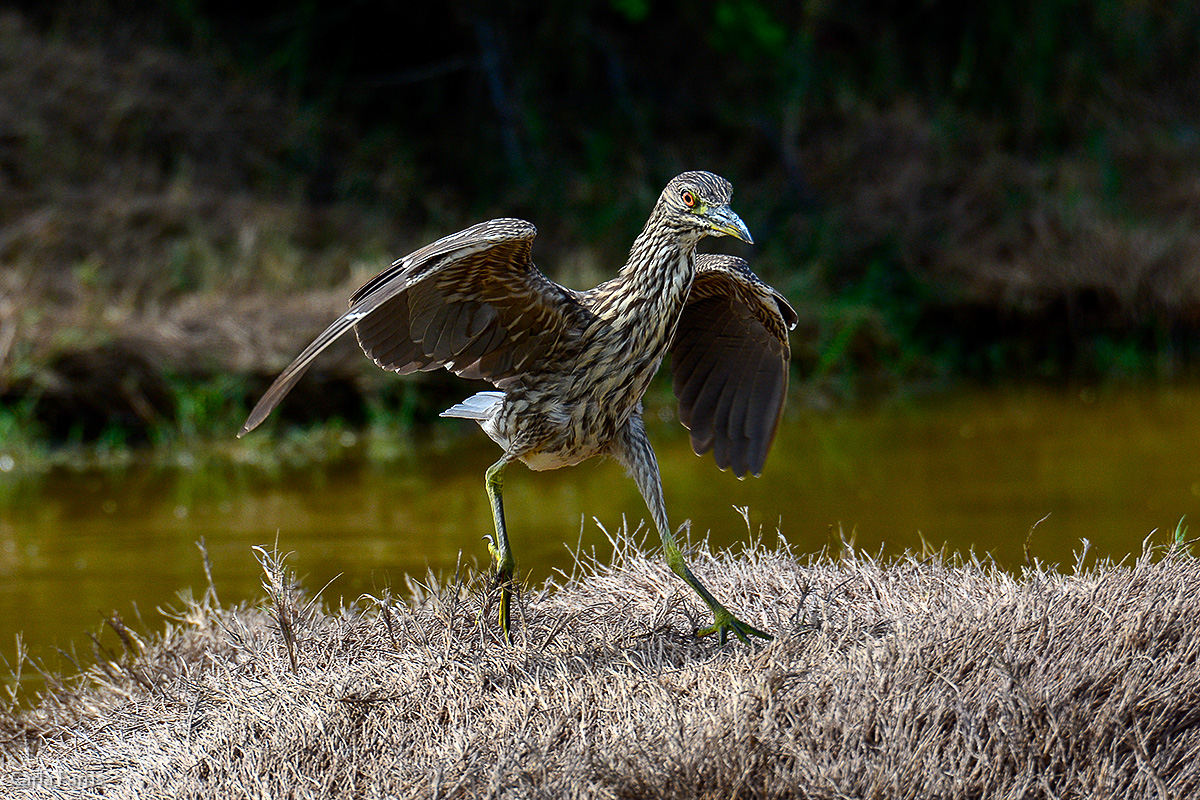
{"left": 620, "top": 205, "right": 704, "bottom": 271}
{"left": 561, "top": 215, "right": 696, "bottom": 419}
{"left": 599, "top": 233, "right": 692, "bottom": 340}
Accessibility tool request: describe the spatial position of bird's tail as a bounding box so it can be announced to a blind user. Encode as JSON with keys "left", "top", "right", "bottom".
{"left": 440, "top": 391, "right": 505, "bottom": 420}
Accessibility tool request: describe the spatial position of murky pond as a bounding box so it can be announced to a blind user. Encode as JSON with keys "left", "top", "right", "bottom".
{"left": 3, "top": 385, "right": 1200, "bottom": 690}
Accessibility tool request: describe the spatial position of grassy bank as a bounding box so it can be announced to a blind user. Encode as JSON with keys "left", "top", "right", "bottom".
{"left": 2, "top": 530, "right": 1198, "bottom": 798}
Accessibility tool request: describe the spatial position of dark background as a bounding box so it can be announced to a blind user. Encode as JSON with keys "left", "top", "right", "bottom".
{"left": 3, "top": 0, "right": 1200, "bottom": 445}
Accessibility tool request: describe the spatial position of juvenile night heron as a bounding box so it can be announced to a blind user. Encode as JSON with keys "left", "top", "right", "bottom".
{"left": 240, "top": 171, "right": 796, "bottom": 644}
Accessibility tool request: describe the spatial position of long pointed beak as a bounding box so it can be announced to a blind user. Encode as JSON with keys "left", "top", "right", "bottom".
{"left": 708, "top": 206, "right": 754, "bottom": 244}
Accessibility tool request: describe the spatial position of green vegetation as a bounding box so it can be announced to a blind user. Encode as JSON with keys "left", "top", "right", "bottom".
{"left": 3, "top": 1, "right": 1199, "bottom": 453}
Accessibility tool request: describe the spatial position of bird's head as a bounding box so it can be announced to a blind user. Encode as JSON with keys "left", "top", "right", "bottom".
{"left": 660, "top": 171, "right": 753, "bottom": 245}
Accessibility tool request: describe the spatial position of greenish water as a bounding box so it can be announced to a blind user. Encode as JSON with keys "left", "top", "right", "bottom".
{"left": 2, "top": 386, "right": 1199, "bottom": 694}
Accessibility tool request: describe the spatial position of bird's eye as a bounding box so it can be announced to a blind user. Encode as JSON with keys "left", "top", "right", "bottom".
{"left": 680, "top": 190, "right": 696, "bottom": 208}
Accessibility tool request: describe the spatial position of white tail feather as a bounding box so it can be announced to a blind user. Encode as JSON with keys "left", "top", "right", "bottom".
{"left": 440, "top": 391, "right": 505, "bottom": 420}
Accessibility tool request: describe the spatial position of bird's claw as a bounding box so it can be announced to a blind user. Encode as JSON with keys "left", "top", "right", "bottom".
{"left": 482, "top": 533, "right": 500, "bottom": 564}
{"left": 697, "top": 608, "right": 772, "bottom": 645}
{"left": 483, "top": 534, "right": 515, "bottom": 643}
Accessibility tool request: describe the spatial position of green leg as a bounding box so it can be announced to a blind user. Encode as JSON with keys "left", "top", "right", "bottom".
{"left": 617, "top": 412, "right": 771, "bottom": 644}
{"left": 483, "top": 457, "right": 516, "bottom": 643}
{"left": 659, "top": 523, "right": 772, "bottom": 644}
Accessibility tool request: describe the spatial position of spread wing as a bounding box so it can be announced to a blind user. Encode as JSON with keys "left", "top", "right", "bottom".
{"left": 240, "top": 218, "right": 588, "bottom": 436}
{"left": 669, "top": 254, "right": 797, "bottom": 477}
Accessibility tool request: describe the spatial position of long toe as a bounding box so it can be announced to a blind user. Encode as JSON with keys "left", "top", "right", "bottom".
{"left": 698, "top": 609, "right": 772, "bottom": 644}
{"left": 499, "top": 584, "right": 513, "bottom": 644}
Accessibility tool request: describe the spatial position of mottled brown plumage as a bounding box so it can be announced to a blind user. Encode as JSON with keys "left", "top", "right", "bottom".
{"left": 671, "top": 254, "right": 797, "bottom": 478}
{"left": 240, "top": 171, "right": 795, "bottom": 644}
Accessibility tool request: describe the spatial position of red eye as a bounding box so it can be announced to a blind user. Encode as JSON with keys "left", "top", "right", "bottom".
{"left": 681, "top": 190, "right": 696, "bottom": 208}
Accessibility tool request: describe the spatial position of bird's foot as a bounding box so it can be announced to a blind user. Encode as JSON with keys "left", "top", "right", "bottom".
{"left": 483, "top": 534, "right": 515, "bottom": 644}
{"left": 697, "top": 606, "right": 772, "bottom": 645}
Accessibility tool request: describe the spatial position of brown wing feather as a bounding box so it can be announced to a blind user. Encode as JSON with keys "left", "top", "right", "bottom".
{"left": 240, "top": 218, "right": 588, "bottom": 436}
{"left": 669, "top": 254, "right": 796, "bottom": 477}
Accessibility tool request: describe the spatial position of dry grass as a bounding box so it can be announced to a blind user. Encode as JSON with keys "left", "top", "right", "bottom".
{"left": 1, "top": 526, "right": 1198, "bottom": 798}
{"left": 0, "top": 8, "right": 407, "bottom": 440}
{"left": 808, "top": 103, "right": 1200, "bottom": 318}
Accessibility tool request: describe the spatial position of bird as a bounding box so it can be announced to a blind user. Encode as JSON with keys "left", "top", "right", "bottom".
{"left": 239, "top": 171, "right": 797, "bottom": 644}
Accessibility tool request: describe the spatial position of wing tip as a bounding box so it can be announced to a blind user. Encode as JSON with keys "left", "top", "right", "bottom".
{"left": 237, "top": 417, "right": 259, "bottom": 438}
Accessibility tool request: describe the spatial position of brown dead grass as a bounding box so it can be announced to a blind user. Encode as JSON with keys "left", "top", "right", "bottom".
{"left": 1, "top": 527, "right": 1198, "bottom": 798}
{"left": 808, "top": 102, "right": 1200, "bottom": 319}
{"left": 0, "top": 8, "right": 405, "bottom": 433}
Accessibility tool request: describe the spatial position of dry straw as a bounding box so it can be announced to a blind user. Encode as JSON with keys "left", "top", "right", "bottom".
{"left": 2, "top": 525, "right": 1199, "bottom": 798}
